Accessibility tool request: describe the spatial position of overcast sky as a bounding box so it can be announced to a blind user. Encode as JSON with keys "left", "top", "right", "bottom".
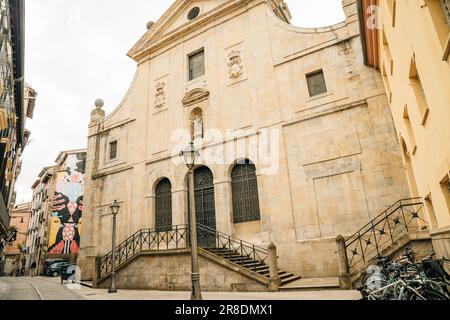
{"left": 15, "top": 0, "right": 345, "bottom": 203}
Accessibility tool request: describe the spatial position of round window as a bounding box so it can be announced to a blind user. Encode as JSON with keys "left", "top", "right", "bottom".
{"left": 188, "top": 7, "right": 200, "bottom": 20}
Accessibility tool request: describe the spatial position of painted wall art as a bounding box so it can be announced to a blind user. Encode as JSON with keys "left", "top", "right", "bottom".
{"left": 48, "top": 153, "right": 85, "bottom": 254}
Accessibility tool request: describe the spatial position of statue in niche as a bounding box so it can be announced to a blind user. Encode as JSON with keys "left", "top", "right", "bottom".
{"left": 192, "top": 114, "right": 203, "bottom": 140}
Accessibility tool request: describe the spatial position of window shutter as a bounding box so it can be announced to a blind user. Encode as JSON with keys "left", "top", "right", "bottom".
{"left": 306, "top": 70, "right": 328, "bottom": 97}
{"left": 189, "top": 50, "right": 205, "bottom": 80}
{"left": 109, "top": 141, "right": 118, "bottom": 160}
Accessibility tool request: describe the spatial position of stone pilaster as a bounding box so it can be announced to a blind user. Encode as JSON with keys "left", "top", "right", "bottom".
{"left": 78, "top": 99, "right": 105, "bottom": 281}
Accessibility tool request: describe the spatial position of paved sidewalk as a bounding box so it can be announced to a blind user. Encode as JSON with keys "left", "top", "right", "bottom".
{"left": 43, "top": 277, "right": 362, "bottom": 300}
{"left": 0, "top": 278, "right": 10, "bottom": 299}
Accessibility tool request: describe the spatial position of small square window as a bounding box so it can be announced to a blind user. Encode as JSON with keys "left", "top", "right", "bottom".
{"left": 109, "top": 141, "right": 118, "bottom": 160}
{"left": 188, "top": 49, "right": 205, "bottom": 81}
{"left": 306, "top": 70, "right": 327, "bottom": 97}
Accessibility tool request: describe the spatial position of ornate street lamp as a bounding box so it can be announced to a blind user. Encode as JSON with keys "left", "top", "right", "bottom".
{"left": 108, "top": 200, "right": 120, "bottom": 294}
{"left": 181, "top": 141, "right": 202, "bottom": 300}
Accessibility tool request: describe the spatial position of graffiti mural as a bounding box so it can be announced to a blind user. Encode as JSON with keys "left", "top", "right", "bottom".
{"left": 48, "top": 153, "right": 86, "bottom": 254}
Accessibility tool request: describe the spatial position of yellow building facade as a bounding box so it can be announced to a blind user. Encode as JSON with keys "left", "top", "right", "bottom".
{"left": 361, "top": 0, "right": 450, "bottom": 258}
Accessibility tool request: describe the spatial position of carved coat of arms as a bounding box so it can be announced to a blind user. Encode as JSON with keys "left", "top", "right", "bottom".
{"left": 155, "top": 82, "right": 166, "bottom": 108}
{"left": 227, "top": 49, "right": 243, "bottom": 79}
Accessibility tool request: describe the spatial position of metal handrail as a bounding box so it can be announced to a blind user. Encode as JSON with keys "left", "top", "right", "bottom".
{"left": 98, "top": 224, "right": 189, "bottom": 279}
{"left": 344, "top": 198, "right": 428, "bottom": 273}
{"left": 197, "top": 223, "right": 268, "bottom": 268}
{"left": 98, "top": 222, "right": 271, "bottom": 279}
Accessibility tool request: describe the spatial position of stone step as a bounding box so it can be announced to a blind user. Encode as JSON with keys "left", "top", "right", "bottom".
{"left": 279, "top": 272, "right": 295, "bottom": 280}
{"left": 229, "top": 257, "right": 254, "bottom": 262}
{"left": 208, "top": 248, "right": 234, "bottom": 253}
{"left": 280, "top": 275, "right": 302, "bottom": 285}
{"left": 240, "top": 262, "right": 266, "bottom": 268}
{"left": 253, "top": 266, "right": 270, "bottom": 272}
{"left": 280, "top": 277, "right": 340, "bottom": 292}
{"left": 80, "top": 281, "right": 93, "bottom": 288}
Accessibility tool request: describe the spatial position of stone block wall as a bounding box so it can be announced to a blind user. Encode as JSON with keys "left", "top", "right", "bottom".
{"left": 96, "top": 250, "right": 268, "bottom": 292}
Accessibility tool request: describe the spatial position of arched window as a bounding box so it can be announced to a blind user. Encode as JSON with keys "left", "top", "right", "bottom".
{"left": 155, "top": 178, "right": 172, "bottom": 231}
{"left": 231, "top": 160, "right": 260, "bottom": 223}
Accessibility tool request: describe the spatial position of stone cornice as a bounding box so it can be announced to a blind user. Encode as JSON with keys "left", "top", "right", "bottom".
{"left": 88, "top": 118, "right": 136, "bottom": 138}
{"left": 129, "top": 0, "right": 265, "bottom": 62}
{"left": 91, "top": 165, "right": 134, "bottom": 180}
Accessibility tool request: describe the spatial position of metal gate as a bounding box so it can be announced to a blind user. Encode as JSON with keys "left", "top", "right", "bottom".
{"left": 194, "top": 167, "right": 216, "bottom": 247}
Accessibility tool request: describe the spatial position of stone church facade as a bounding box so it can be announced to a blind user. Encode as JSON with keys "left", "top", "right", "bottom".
{"left": 78, "top": 0, "right": 411, "bottom": 286}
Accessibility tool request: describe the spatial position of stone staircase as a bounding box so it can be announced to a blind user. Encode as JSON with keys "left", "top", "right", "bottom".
{"left": 206, "top": 247, "right": 301, "bottom": 286}
{"left": 95, "top": 223, "right": 302, "bottom": 290}
{"left": 339, "top": 198, "right": 433, "bottom": 288}
{"left": 279, "top": 277, "right": 341, "bottom": 292}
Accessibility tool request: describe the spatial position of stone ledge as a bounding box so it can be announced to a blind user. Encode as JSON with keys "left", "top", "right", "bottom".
{"left": 430, "top": 226, "right": 450, "bottom": 239}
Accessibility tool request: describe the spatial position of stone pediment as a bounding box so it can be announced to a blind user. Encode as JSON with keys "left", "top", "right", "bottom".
{"left": 182, "top": 88, "right": 210, "bottom": 107}
{"left": 128, "top": 0, "right": 229, "bottom": 60}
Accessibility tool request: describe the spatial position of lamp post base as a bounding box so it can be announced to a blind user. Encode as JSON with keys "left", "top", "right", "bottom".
{"left": 191, "top": 272, "right": 202, "bottom": 300}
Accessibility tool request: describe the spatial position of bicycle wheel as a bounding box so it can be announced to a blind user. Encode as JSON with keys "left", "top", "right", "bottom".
{"left": 410, "top": 290, "right": 450, "bottom": 301}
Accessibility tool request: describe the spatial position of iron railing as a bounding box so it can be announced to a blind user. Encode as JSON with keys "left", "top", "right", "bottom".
{"left": 97, "top": 222, "right": 270, "bottom": 280}
{"left": 197, "top": 223, "right": 268, "bottom": 270}
{"left": 345, "top": 198, "right": 428, "bottom": 273}
{"left": 98, "top": 224, "right": 189, "bottom": 279}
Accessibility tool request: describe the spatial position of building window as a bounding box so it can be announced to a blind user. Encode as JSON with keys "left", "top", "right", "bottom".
{"left": 409, "top": 58, "right": 429, "bottom": 125}
{"left": 427, "top": 0, "right": 450, "bottom": 60}
{"left": 442, "top": 0, "right": 450, "bottom": 27}
{"left": 424, "top": 193, "right": 439, "bottom": 230}
{"left": 231, "top": 160, "right": 261, "bottom": 224}
{"left": 440, "top": 174, "right": 450, "bottom": 214}
{"left": 188, "top": 7, "right": 200, "bottom": 20}
{"left": 306, "top": 70, "right": 327, "bottom": 97}
{"left": 387, "top": 0, "right": 396, "bottom": 27}
{"left": 109, "top": 141, "right": 118, "bottom": 160}
{"left": 155, "top": 178, "right": 172, "bottom": 232}
{"left": 403, "top": 105, "right": 417, "bottom": 155}
{"left": 188, "top": 49, "right": 205, "bottom": 81}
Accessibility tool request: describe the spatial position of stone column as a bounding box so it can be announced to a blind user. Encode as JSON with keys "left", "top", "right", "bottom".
{"left": 336, "top": 235, "right": 352, "bottom": 290}
{"left": 267, "top": 242, "right": 281, "bottom": 292}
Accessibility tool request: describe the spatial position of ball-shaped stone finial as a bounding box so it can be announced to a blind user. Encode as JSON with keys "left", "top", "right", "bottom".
{"left": 94, "top": 98, "right": 104, "bottom": 108}
{"left": 146, "top": 21, "right": 154, "bottom": 30}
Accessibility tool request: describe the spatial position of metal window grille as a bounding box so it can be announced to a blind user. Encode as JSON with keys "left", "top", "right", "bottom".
{"left": 306, "top": 70, "right": 327, "bottom": 97}
{"left": 155, "top": 178, "right": 172, "bottom": 232}
{"left": 194, "top": 167, "right": 216, "bottom": 247}
{"left": 109, "top": 141, "right": 117, "bottom": 160}
{"left": 231, "top": 160, "right": 261, "bottom": 224}
{"left": 189, "top": 50, "right": 205, "bottom": 81}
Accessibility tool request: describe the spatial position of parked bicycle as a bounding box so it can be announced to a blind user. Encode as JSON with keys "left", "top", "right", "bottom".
{"left": 358, "top": 248, "right": 450, "bottom": 300}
